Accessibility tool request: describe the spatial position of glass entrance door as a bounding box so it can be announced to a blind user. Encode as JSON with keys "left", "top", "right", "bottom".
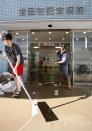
{"left": 73, "top": 30, "right": 92, "bottom": 85}
{"left": 29, "top": 42, "right": 58, "bottom": 84}
{"left": 29, "top": 42, "right": 72, "bottom": 85}
{"left": 29, "top": 30, "right": 72, "bottom": 86}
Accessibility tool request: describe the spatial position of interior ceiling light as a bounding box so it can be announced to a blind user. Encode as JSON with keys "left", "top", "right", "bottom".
{"left": 83, "top": 32, "right": 86, "bottom": 34}
{"left": 61, "top": 44, "right": 65, "bottom": 47}
{"left": 35, "top": 37, "right": 38, "bottom": 41}
{"left": 48, "top": 31, "right": 52, "bottom": 34}
{"left": 32, "top": 32, "right": 35, "bottom": 34}
{"left": 62, "top": 37, "right": 65, "bottom": 40}
{"left": 55, "top": 47, "right": 61, "bottom": 49}
{"left": 76, "top": 38, "right": 79, "bottom": 41}
{"left": 65, "top": 31, "right": 69, "bottom": 34}
{"left": 34, "top": 46, "right": 39, "bottom": 48}
{"left": 16, "top": 32, "right": 19, "bottom": 35}
{"left": 22, "top": 38, "right": 25, "bottom": 40}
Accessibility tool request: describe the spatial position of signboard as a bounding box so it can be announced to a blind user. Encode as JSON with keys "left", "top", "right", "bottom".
{"left": 19, "top": 6, "right": 84, "bottom": 17}
{"left": 0, "top": 0, "right": 92, "bottom": 21}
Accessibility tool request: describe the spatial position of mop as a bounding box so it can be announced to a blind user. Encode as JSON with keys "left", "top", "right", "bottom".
{"left": 5, "top": 54, "right": 59, "bottom": 123}
{"left": 38, "top": 59, "right": 55, "bottom": 86}
{"left": 4, "top": 53, "right": 39, "bottom": 117}
{"left": 49, "top": 60, "right": 55, "bottom": 83}
{"left": 38, "top": 53, "right": 55, "bottom": 86}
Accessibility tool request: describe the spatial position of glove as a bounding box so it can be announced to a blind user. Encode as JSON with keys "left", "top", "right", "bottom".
{"left": 13, "top": 67, "right": 17, "bottom": 74}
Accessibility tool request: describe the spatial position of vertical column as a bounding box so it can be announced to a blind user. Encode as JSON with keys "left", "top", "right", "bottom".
{"left": 0, "top": 32, "right": 8, "bottom": 73}
{"left": 72, "top": 29, "right": 74, "bottom": 85}
{"left": 85, "top": 36, "right": 87, "bottom": 49}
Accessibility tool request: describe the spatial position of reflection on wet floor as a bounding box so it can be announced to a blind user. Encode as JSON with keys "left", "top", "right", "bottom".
{"left": 28, "top": 83, "right": 92, "bottom": 99}
{"left": 0, "top": 80, "right": 92, "bottom": 99}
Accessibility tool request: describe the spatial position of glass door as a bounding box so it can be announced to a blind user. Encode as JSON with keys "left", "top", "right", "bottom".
{"left": 73, "top": 30, "right": 92, "bottom": 86}
{"left": 29, "top": 42, "right": 60, "bottom": 85}
{"left": 29, "top": 30, "right": 72, "bottom": 87}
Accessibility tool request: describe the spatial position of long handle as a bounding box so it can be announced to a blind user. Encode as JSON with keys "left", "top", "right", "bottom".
{"left": 5, "top": 55, "right": 32, "bottom": 101}
{"left": 5, "top": 54, "right": 39, "bottom": 117}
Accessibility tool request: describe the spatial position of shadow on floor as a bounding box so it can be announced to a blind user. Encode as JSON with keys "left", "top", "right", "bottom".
{"left": 51, "top": 95, "right": 90, "bottom": 110}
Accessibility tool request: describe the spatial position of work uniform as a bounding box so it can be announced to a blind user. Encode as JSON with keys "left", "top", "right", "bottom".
{"left": 5, "top": 43, "right": 24, "bottom": 76}
{"left": 57, "top": 51, "right": 71, "bottom": 89}
{"left": 59, "top": 51, "right": 68, "bottom": 76}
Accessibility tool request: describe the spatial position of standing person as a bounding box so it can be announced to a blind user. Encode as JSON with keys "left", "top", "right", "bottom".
{"left": 1, "top": 32, "right": 24, "bottom": 98}
{"left": 55, "top": 45, "right": 71, "bottom": 90}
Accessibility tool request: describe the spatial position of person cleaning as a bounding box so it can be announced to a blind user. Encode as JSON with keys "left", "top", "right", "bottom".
{"left": 1, "top": 32, "right": 24, "bottom": 98}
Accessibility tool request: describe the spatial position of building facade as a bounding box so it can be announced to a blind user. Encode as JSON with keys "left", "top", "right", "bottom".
{"left": 0, "top": 0, "right": 92, "bottom": 85}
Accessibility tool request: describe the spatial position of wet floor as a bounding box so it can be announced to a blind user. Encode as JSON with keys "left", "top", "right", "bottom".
{"left": 0, "top": 96, "right": 92, "bottom": 131}
{"left": 0, "top": 81, "right": 92, "bottom": 131}
{"left": 1, "top": 81, "right": 92, "bottom": 99}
